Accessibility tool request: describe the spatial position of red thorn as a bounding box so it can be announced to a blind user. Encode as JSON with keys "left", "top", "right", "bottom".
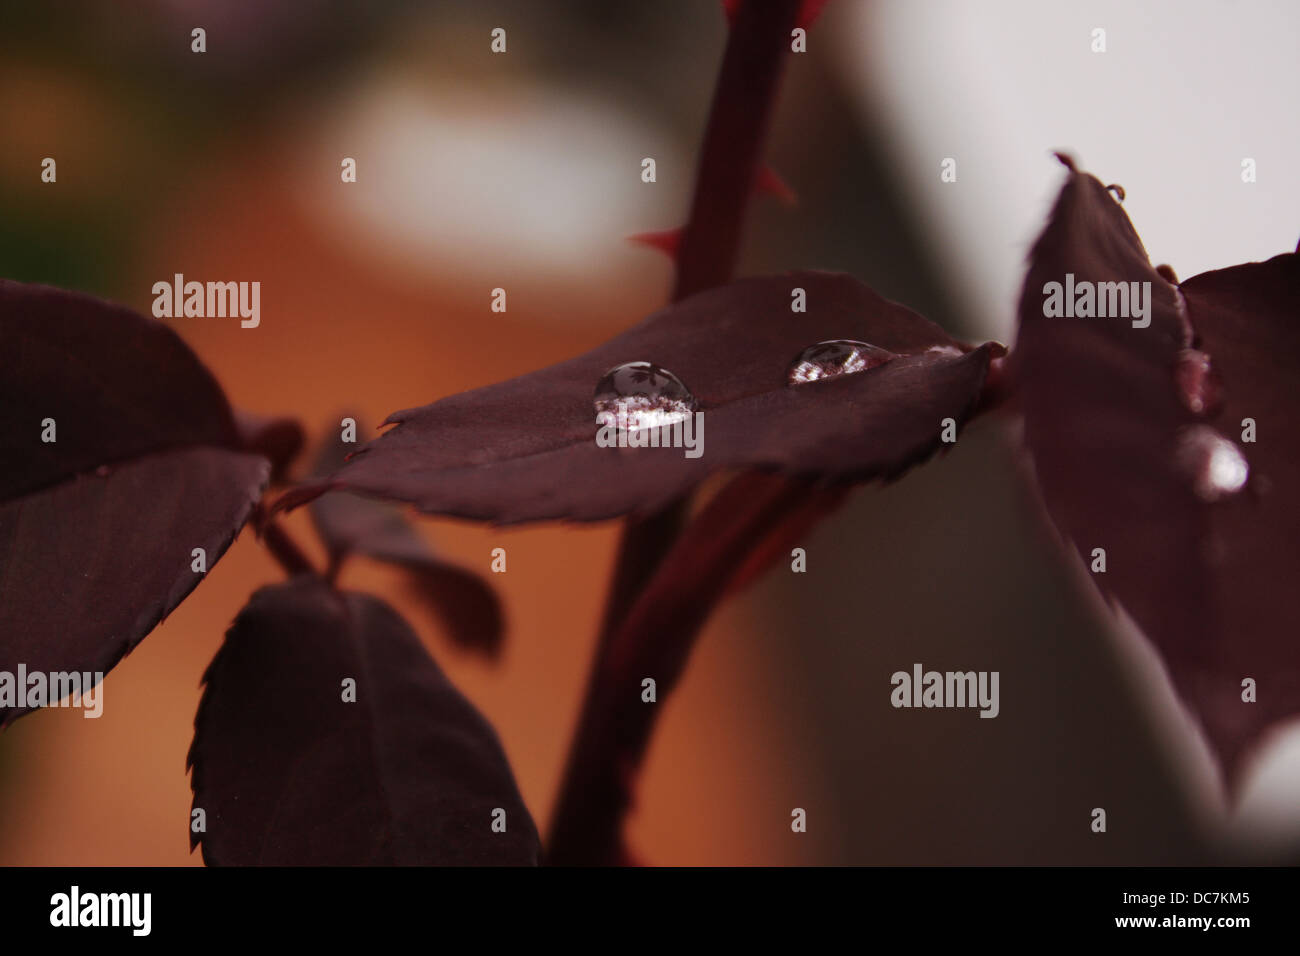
{"left": 797, "top": 0, "right": 831, "bottom": 29}
{"left": 727, "top": 0, "right": 828, "bottom": 30}
{"left": 1052, "top": 151, "right": 1077, "bottom": 172}
{"left": 755, "top": 164, "right": 797, "bottom": 205}
{"left": 627, "top": 228, "right": 682, "bottom": 258}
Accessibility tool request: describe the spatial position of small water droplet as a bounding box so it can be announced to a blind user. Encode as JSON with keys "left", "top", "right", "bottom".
{"left": 1174, "top": 349, "right": 1223, "bottom": 416}
{"left": 925, "top": 344, "right": 965, "bottom": 358}
{"left": 594, "top": 361, "right": 697, "bottom": 431}
{"left": 786, "top": 340, "right": 896, "bottom": 385}
{"left": 1176, "top": 426, "right": 1248, "bottom": 502}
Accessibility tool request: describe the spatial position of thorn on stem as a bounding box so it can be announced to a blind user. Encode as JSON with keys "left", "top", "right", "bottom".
{"left": 755, "top": 165, "right": 797, "bottom": 205}
{"left": 627, "top": 228, "right": 683, "bottom": 258}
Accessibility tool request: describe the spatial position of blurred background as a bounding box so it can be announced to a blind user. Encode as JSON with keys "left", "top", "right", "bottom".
{"left": 2, "top": 0, "right": 1298, "bottom": 864}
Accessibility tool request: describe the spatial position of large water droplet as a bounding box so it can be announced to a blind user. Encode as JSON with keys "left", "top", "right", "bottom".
{"left": 594, "top": 361, "right": 697, "bottom": 431}
{"left": 786, "top": 340, "right": 896, "bottom": 385}
{"left": 1176, "top": 426, "right": 1249, "bottom": 502}
{"left": 1174, "top": 349, "right": 1223, "bottom": 416}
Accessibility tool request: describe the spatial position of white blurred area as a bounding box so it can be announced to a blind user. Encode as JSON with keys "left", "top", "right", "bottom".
{"left": 837, "top": 0, "right": 1300, "bottom": 342}
{"left": 290, "top": 70, "right": 690, "bottom": 317}
{"left": 836, "top": 0, "right": 1300, "bottom": 846}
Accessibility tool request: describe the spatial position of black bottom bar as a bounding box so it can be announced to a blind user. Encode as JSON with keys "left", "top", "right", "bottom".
{"left": 0, "top": 865, "right": 1291, "bottom": 943}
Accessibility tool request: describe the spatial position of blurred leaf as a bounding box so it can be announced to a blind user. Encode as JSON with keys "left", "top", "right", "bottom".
{"left": 188, "top": 577, "right": 539, "bottom": 865}
{"left": 233, "top": 409, "right": 305, "bottom": 484}
{"left": 1012, "top": 158, "right": 1300, "bottom": 785}
{"left": 0, "top": 280, "right": 266, "bottom": 725}
{"left": 279, "top": 272, "right": 998, "bottom": 524}
{"left": 309, "top": 421, "right": 504, "bottom": 658}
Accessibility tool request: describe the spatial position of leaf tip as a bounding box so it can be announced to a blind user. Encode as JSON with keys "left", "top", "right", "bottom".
{"left": 1052, "top": 151, "right": 1078, "bottom": 172}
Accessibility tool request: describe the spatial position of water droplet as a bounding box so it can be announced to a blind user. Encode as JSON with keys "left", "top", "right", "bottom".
{"left": 1174, "top": 349, "right": 1223, "bottom": 416}
{"left": 786, "top": 340, "right": 896, "bottom": 385}
{"left": 1172, "top": 288, "right": 1195, "bottom": 347}
{"left": 926, "top": 344, "right": 965, "bottom": 358}
{"left": 1176, "top": 426, "right": 1248, "bottom": 502}
{"left": 594, "top": 361, "right": 697, "bottom": 431}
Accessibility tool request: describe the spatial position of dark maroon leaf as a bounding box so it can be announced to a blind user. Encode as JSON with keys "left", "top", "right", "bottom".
{"left": 233, "top": 409, "right": 305, "bottom": 484}
{"left": 277, "top": 272, "right": 999, "bottom": 525}
{"left": 1, "top": 449, "right": 267, "bottom": 726}
{"left": 1176, "top": 253, "right": 1300, "bottom": 779}
{"left": 0, "top": 280, "right": 267, "bottom": 725}
{"left": 0, "top": 280, "right": 238, "bottom": 500}
{"left": 1012, "top": 157, "right": 1300, "bottom": 785}
{"left": 309, "top": 422, "right": 504, "bottom": 657}
{"left": 188, "top": 577, "right": 538, "bottom": 865}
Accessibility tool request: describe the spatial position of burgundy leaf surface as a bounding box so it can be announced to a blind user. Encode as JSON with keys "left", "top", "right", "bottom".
{"left": 1012, "top": 159, "right": 1300, "bottom": 784}
{"left": 280, "top": 272, "right": 999, "bottom": 525}
{"left": 0, "top": 280, "right": 267, "bottom": 724}
{"left": 1, "top": 449, "right": 267, "bottom": 725}
{"left": 188, "top": 577, "right": 538, "bottom": 865}
{"left": 0, "top": 281, "right": 238, "bottom": 500}
{"left": 1177, "top": 254, "right": 1300, "bottom": 777}
{"left": 309, "top": 423, "right": 504, "bottom": 657}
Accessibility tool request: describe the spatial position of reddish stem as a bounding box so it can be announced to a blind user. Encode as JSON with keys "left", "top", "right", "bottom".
{"left": 548, "top": 0, "right": 803, "bottom": 864}
{"left": 673, "top": 0, "right": 802, "bottom": 300}
{"left": 550, "top": 473, "right": 841, "bottom": 865}
{"left": 256, "top": 506, "right": 317, "bottom": 578}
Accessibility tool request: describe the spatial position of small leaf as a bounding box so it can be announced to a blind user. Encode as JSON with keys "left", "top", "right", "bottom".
{"left": 309, "top": 421, "right": 504, "bottom": 657}
{"left": 1012, "top": 160, "right": 1300, "bottom": 785}
{"left": 0, "top": 280, "right": 267, "bottom": 725}
{"left": 233, "top": 409, "right": 305, "bottom": 483}
{"left": 278, "top": 272, "right": 997, "bottom": 525}
{"left": 188, "top": 577, "right": 539, "bottom": 865}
